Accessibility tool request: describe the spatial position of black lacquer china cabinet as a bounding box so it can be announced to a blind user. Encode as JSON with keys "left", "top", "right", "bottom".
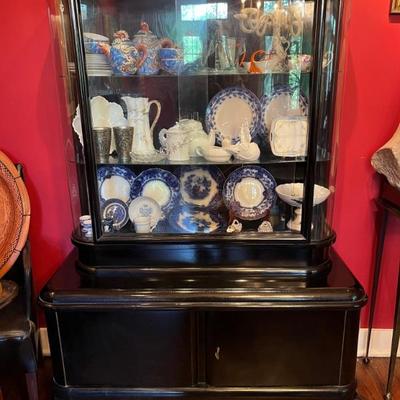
{"left": 40, "top": 0, "right": 366, "bottom": 399}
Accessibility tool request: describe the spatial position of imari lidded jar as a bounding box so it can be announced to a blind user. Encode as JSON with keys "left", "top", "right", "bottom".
{"left": 132, "top": 22, "right": 161, "bottom": 76}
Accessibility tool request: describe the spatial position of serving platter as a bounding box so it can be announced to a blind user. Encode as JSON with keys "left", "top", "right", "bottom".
{"left": 177, "top": 166, "right": 224, "bottom": 209}
{"left": 131, "top": 168, "right": 180, "bottom": 218}
{"left": 223, "top": 166, "right": 276, "bottom": 220}
{"left": 206, "top": 87, "right": 261, "bottom": 144}
{"left": 97, "top": 166, "right": 136, "bottom": 204}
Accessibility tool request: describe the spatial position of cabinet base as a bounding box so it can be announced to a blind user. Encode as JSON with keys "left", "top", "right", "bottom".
{"left": 54, "top": 382, "right": 357, "bottom": 400}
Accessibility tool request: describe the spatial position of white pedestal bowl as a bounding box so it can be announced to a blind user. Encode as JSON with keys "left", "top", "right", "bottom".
{"left": 275, "top": 183, "right": 331, "bottom": 232}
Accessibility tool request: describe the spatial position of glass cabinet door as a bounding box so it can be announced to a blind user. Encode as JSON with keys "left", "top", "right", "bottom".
{"left": 69, "top": 0, "right": 338, "bottom": 240}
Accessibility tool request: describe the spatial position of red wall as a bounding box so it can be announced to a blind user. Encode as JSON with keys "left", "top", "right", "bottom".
{"left": 333, "top": 2, "right": 400, "bottom": 328}
{"left": 0, "top": 0, "right": 74, "bottom": 293}
{"left": 0, "top": 0, "right": 399, "bottom": 327}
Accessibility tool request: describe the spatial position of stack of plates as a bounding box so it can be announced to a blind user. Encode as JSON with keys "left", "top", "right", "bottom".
{"left": 84, "top": 32, "right": 112, "bottom": 77}
{"left": 85, "top": 53, "right": 112, "bottom": 76}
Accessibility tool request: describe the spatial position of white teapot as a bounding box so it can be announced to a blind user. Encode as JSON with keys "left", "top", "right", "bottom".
{"left": 159, "top": 124, "right": 190, "bottom": 161}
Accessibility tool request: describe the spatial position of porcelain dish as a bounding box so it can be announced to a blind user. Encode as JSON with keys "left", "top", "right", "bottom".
{"left": 131, "top": 168, "right": 180, "bottom": 218}
{"left": 178, "top": 166, "right": 224, "bottom": 209}
{"left": 101, "top": 198, "right": 129, "bottom": 230}
{"left": 260, "top": 87, "right": 308, "bottom": 142}
{"left": 97, "top": 166, "right": 136, "bottom": 204}
{"left": 270, "top": 117, "right": 308, "bottom": 157}
{"left": 223, "top": 166, "right": 277, "bottom": 220}
{"left": 206, "top": 87, "right": 261, "bottom": 145}
{"left": 275, "top": 183, "right": 331, "bottom": 207}
{"left": 169, "top": 208, "right": 226, "bottom": 234}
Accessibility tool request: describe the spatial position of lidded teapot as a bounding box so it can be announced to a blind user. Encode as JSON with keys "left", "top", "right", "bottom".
{"left": 132, "top": 22, "right": 161, "bottom": 75}
{"left": 99, "top": 30, "right": 147, "bottom": 76}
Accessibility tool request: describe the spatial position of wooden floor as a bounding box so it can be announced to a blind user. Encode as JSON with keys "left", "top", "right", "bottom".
{"left": 0, "top": 358, "right": 399, "bottom": 400}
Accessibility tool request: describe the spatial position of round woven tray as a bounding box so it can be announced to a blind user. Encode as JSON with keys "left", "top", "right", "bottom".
{"left": 0, "top": 151, "right": 30, "bottom": 281}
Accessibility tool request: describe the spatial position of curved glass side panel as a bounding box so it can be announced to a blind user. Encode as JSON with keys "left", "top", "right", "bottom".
{"left": 50, "top": 0, "right": 92, "bottom": 240}
{"left": 311, "top": 0, "right": 341, "bottom": 240}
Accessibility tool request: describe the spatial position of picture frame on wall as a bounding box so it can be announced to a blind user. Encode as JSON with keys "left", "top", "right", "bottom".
{"left": 391, "top": 0, "right": 400, "bottom": 14}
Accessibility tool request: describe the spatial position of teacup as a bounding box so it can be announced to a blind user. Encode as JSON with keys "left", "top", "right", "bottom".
{"left": 159, "top": 48, "right": 184, "bottom": 74}
{"left": 134, "top": 216, "right": 154, "bottom": 233}
{"left": 159, "top": 48, "right": 179, "bottom": 59}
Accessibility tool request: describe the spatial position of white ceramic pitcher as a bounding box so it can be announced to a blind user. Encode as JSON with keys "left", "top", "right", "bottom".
{"left": 121, "top": 96, "right": 161, "bottom": 157}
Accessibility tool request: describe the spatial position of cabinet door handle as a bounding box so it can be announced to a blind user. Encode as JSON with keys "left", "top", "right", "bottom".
{"left": 215, "top": 346, "right": 221, "bottom": 360}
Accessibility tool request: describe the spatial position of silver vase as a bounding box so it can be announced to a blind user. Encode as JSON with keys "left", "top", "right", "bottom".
{"left": 93, "top": 127, "right": 111, "bottom": 163}
{"left": 114, "top": 126, "right": 134, "bottom": 162}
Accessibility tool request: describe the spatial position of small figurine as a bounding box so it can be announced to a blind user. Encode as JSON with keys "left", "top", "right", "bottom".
{"left": 227, "top": 219, "right": 243, "bottom": 233}
{"left": 258, "top": 221, "right": 273, "bottom": 233}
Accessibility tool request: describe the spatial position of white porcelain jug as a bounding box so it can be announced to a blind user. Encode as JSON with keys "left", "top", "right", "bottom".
{"left": 121, "top": 96, "right": 161, "bottom": 157}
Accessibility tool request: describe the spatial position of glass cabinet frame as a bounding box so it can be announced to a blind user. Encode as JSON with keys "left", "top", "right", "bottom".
{"left": 60, "top": 0, "right": 344, "bottom": 244}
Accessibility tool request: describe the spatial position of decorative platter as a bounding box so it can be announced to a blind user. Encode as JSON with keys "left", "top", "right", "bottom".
{"left": 0, "top": 151, "right": 30, "bottom": 281}
{"left": 177, "top": 166, "right": 224, "bottom": 209}
{"left": 97, "top": 166, "right": 136, "bottom": 204}
{"left": 128, "top": 196, "right": 162, "bottom": 229}
{"left": 101, "top": 198, "right": 129, "bottom": 231}
{"left": 260, "top": 86, "right": 308, "bottom": 142}
{"left": 270, "top": 117, "right": 308, "bottom": 157}
{"left": 223, "top": 166, "right": 277, "bottom": 220}
{"left": 131, "top": 168, "right": 180, "bottom": 218}
{"left": 169, "top": 208, "right": 226, "bottom": 234}
{"left": 206, "top": 87, "right": 261, "bottom": 144}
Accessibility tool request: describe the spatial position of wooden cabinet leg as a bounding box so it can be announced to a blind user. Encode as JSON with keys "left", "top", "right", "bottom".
{"left": 25, "top": 372, "right": 39, "bottom": 400}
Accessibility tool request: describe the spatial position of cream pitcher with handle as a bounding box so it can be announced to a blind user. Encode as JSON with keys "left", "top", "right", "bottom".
{"left": 121, "top": 97, "right": 161, "bottom": 157}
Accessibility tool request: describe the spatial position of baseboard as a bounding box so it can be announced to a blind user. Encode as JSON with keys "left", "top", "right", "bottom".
{"left": 39, "top": 327, "right": 399, "bottom": 358}
{"left": 39, "top": 327, "right": 51, "bottom": 357}
{"left": 358, "top": 328, "right": 400, "bottom": 357}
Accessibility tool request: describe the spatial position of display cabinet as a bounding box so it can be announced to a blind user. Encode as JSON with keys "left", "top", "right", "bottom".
{"left": 53, "top": 0, "right": 346, "bottom": 277}
{"left": 40, "top": 0, "right": 366, "bottom": 399}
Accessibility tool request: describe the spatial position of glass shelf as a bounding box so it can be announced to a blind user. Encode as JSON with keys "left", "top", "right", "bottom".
{"left": 97, "top": 154, "right": 307, "bottom": 166}
{"left": 85, "top": 71, "right": 311, "bottom": 79}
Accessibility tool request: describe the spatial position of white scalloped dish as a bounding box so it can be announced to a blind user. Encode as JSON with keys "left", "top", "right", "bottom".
{"left": 270, "top": 117, "right": 308, "bottom": 157}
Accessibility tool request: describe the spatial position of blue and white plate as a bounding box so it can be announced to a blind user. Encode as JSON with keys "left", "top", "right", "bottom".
{"left": 131, "top": 168, "right": 180, "bottom": 218}
{"left": 223, "top": 166, "right": 277, "bottom": 221}
{"left": 97, "top": 166, "right": 136, "bottom": 204}
{"left": 101, "top": 198, "right": 129, "bottom": 230}
{"left": 169, "top": 207, "right": 226, "bottom": 234}
{"left": 206, "top": 87, "right": 261, "bottom": 145}
{"left": 260, "top": 86, "right": 308, "bottom": 141}
{"left": 177, "top": 166, "right": 224, "bottom": 209}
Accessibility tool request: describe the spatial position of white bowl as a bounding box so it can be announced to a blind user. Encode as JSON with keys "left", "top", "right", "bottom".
{"left": 276, "top": 183, "right": 330, "bottom": 208}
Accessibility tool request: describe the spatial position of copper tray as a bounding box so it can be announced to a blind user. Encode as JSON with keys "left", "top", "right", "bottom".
{"left": 0, "top": 151, "right": 30, "bottom": 280}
